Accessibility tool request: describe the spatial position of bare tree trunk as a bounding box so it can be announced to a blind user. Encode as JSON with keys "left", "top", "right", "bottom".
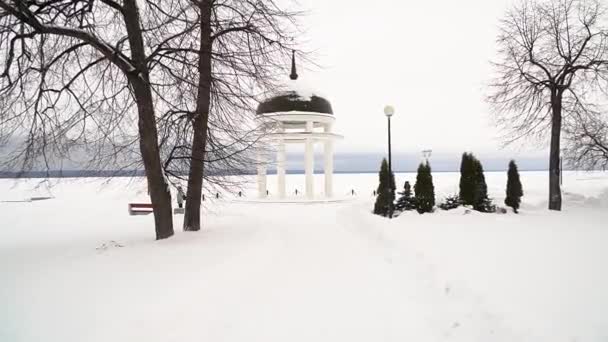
{"left": 549, "top": 91, "right": 563, "bottom": 211}
{"left": 124, "top": 0, "right": 174, "bottom": 239}
{"left": 183, "top": 0, "right": 212, "bottom": 232}
{"left": 133, "top": 79, "right": 174, "bottom": 239}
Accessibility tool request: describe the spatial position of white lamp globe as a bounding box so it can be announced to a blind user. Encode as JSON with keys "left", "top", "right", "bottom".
{"left": 384, "top": 105, "right": 395, "bottom": 117}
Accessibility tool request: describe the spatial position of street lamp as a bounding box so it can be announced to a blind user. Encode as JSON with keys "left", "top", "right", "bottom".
{"left": 422, "top": 149, "right": 432, "bottom": 161}
{"left": 384, "top": 105, "right": 395, "bottom": 218}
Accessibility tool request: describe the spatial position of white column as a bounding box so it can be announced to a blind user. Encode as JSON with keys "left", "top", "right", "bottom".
{"left": 324, "top": 140, "right": 334, "bottom": 198}
{"left": 305, "top": 120, "right": 314, "bottom": 199}
{"left": 324, "top": 122, "right": 334, "bottom": 198}
{"left": 305, "top": 138, "right": 314, "bottom": 199}
{"left": 277, "top": 139, "right": 286, "bottom": 199}
{"left": 306, "top": 121, "right": 314, "bottom": 132}
{"left": 257, "top": 150, "right": 267, "bottom": 198}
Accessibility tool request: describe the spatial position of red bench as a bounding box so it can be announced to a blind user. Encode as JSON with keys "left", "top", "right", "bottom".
{"left": 128, "top": 203, "right": 154, "bottom": 216}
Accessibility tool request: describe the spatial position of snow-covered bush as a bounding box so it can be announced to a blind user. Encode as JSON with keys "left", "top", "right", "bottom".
{"left": 438, "top": 194, "right": 460, "bottom": 211}
{"left": 395, "top": 181, "right": 416, "bottom": 213}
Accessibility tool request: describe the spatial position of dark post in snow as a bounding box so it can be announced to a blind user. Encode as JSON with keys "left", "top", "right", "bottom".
{"left": 384, "top": 105, "right": 395, "bottom": 218}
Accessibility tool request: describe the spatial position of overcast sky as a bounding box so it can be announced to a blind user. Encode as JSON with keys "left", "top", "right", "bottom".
{"left": 2, "top": 0, "right": 551, "bottom": 173}
{"left": 288, "top": 0, "right": 546, "bottom": 162}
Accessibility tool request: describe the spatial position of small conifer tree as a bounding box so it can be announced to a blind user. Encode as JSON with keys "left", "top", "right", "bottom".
{"left": 439, "top": 194, "right": 460, "bottom": 210}
{"left": 395, "top": 181, "right": 416, "bottom": 212}
{"left": 459, "top": 153, "right": 476, "bottom": 205}
{"left": 459, "top": 152, "right": 495, "bottom": 212}
{"left": 472, "top": 158, "right": 495, "bottom": 212}
{"left": 505, "top": 160, "right": 523, "bottom": 213}
{"left": 373, "top": 158, "right": 396, "bottom": 217}
{"left": 414, "top": 161, "right": 435, "bottom": 214}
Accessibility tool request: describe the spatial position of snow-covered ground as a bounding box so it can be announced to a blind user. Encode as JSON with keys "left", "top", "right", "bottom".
{"left": 1, "top": 171, "right": 607, "bottom": 342}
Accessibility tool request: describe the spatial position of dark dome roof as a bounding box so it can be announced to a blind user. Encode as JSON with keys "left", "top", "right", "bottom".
{"left": 257, "top": 50, "right": 333, "bottom": 115}
{"left": 256, "top": 91, "right": 333, "bottom": 115}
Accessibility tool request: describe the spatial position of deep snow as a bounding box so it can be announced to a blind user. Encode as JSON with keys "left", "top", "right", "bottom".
{"left": 1, "top": 171, "right": 607, "bottom": 341}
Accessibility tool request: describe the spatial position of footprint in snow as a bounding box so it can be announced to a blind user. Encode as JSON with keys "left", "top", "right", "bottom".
{"left": 96, "top": 240, "right": 124, "bottom": 252}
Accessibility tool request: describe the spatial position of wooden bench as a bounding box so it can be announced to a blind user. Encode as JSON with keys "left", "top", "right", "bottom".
{"left": 128, "top": 203, "right": 186, "bottom": 215}
{"left": 128, "top": 203, "right": 154, "bottom": 216}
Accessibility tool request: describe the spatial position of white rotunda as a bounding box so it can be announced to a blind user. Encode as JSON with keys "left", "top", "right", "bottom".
{"left": 256, "top": 52, "right": 342, "bottom": 200}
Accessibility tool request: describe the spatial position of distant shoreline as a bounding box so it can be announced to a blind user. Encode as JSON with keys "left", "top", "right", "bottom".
{"left": 0, "top": 169, "right": 563, "bottom": 179}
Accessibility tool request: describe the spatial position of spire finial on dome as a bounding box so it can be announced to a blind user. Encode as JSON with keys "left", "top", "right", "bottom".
{"left": 289, "top": 50, "right": 298, "bottom": 80}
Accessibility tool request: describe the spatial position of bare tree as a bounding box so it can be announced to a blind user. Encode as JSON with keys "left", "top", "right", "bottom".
{"left": 147, "top": 0, "right": 303, "bottom": 231}
{"left": 565, "top": 113, "right": 608, "bottom": 170}
{"left": 488, "top": 0, "right": 608, "bottom": 210}
{"left": 0, "top": 0, "right": 174, "bottom": 239}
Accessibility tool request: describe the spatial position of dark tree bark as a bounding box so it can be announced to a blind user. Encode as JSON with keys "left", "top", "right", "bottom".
{"left": 549, "top": 91, "right": 563, "bottom": 211}
{"left": 183, "top": 0, "right": 212, "bottom": 232}
{"left": 123, "top": 0, "right": 174, "bottom": 238}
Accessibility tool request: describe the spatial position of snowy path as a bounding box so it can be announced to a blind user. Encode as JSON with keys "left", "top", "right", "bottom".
{"left": 162, "top": 201, "right": 522, "bottom": 341}
{"left": 210, "top": 202, "right": 448, "bottom": 341}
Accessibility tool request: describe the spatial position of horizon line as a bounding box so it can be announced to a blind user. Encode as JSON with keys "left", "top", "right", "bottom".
{"left": 0, "top": 168, "right": 573, "bottom": 180}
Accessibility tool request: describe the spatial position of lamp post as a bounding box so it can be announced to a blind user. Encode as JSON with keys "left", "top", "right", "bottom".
{"left": 384, "top": 105, "right": 395, "bottom": 218}
{"left": 422, "top": 149, "right": 432, "bottom": 162}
